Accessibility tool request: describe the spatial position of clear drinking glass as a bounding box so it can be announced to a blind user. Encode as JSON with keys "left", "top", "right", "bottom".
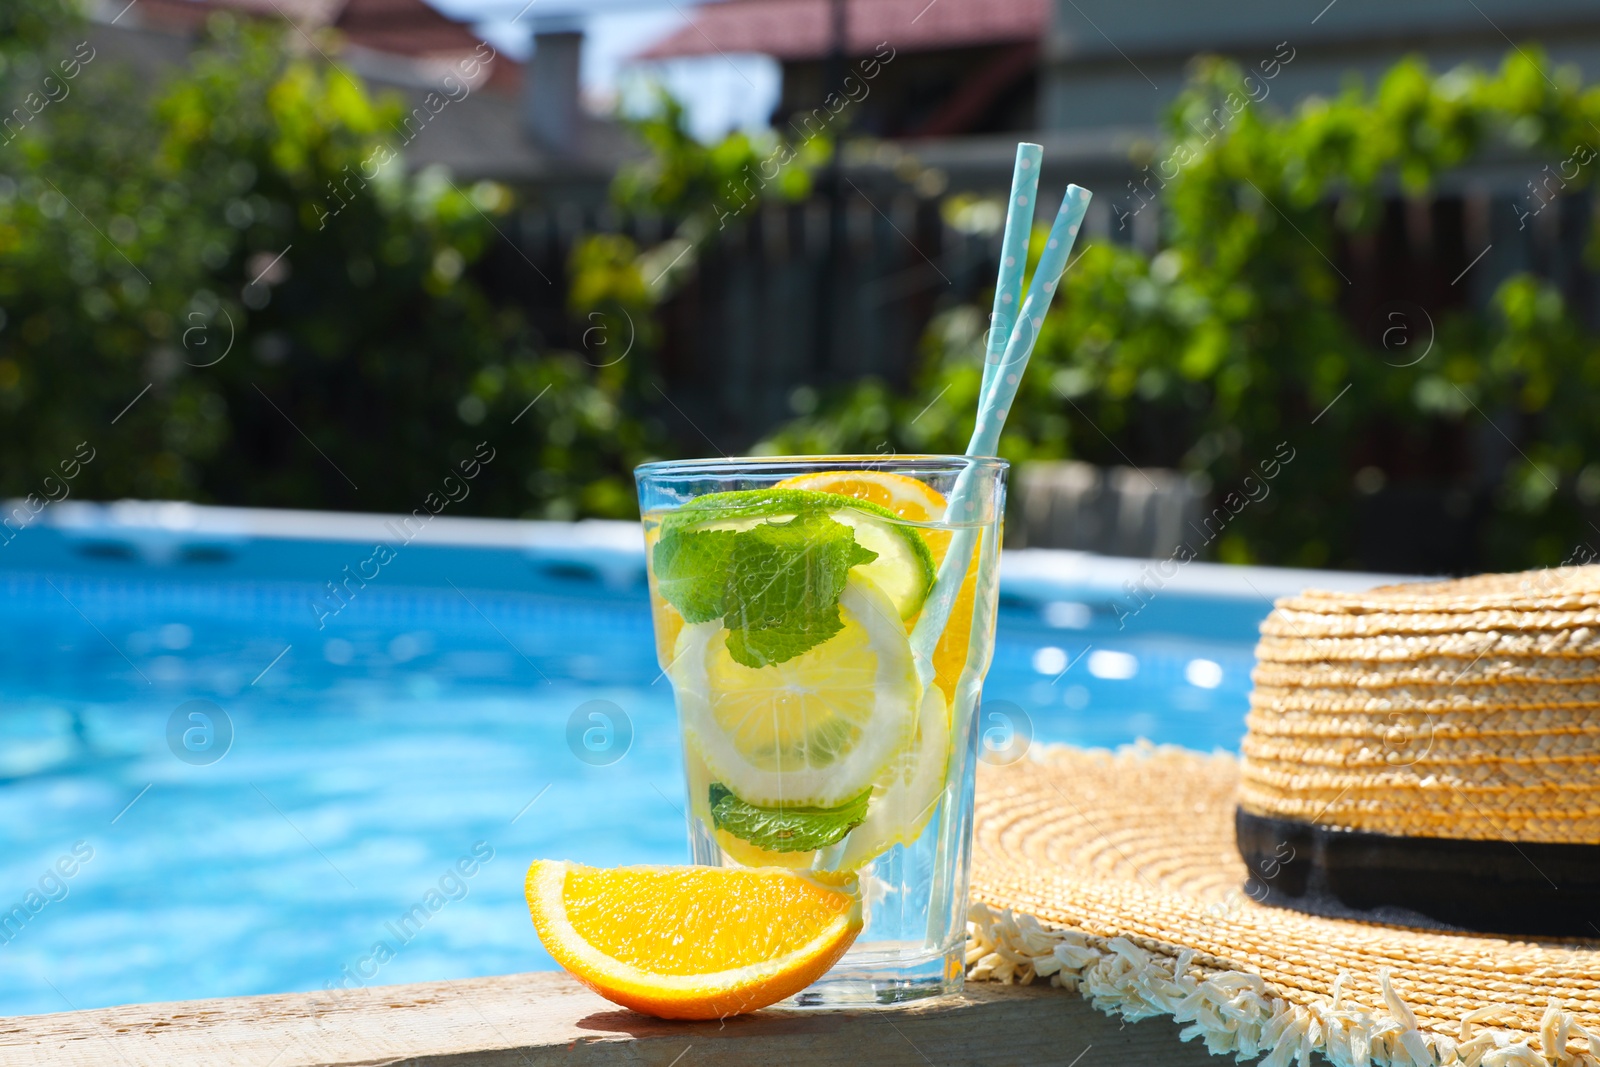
{"left": 634, "top": 455, "right": 1006, "bottom": 1006}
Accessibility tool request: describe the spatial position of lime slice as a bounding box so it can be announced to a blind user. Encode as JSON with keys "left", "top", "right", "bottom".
{"left": 834, "top": 682, "right": 950, "bottom": 871}
{"left": 827, "top": 509, "right": 931, "bottom": 622}
{"left": 662, "top": 488, "right": 936, "bottom": 619}
{"left": 670, "top": 575, "right": 919, "bottom": 808}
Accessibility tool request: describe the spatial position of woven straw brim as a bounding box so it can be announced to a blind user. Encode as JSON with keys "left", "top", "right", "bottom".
{"left": 968, "top": 745, "right": 1600, "bottom": 1067}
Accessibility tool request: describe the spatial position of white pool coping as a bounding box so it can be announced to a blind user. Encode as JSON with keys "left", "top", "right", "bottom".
{"left": 30, "top": 499, "right": 646, "bottom": 554}
{"left": 13, "top": 499, "right": 1416, "bottom": 601}
{"left": 1000, "top": 548, "right": 1411, "bottom": 601}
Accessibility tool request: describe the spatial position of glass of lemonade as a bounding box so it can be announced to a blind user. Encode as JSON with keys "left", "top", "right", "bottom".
{"left": 634, "top": 455, "right": 1006, "bottom": 1006}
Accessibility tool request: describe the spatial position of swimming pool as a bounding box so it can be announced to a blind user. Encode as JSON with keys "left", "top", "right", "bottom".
{"left": 0, "top": 501, "right": 1394, "bottom": 1016}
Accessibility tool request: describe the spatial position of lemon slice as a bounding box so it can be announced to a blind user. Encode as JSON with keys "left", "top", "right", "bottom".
{"left": 834, "top": 682, "right": 950, "bottom": 870}
{"left": 714, "top": 828, "right": 817, "bottom": 870}
{"left": 671, "top": 575, "right": 918, "bottom": 808}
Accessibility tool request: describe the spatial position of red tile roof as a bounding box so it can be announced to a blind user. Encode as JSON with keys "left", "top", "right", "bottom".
{"left": 332, "top": 0, "right": 488, "bottom": 59}
{"left": 138, "top": 0, "right": 507, "bottom": 68}
{"left": 637, "top": 0, "right": 1048, "bottom": 61}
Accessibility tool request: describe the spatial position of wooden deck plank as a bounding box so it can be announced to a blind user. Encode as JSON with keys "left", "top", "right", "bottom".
{"left": 0, "top": 972, "right": 1226, "bottom": 1066}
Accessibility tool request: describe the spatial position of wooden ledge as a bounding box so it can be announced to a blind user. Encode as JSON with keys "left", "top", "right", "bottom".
{"left": 0, "top": 971, "right": 1225, "bottom": 1066}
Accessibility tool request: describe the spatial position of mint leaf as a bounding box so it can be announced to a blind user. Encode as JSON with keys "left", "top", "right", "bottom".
{"left": 651, "top": 494, "right": 881, "bottom": 667}
{"left": 709, "top": 783, "right": 872, "bottom": 852}
{"left": 661, "top": 490, "right": 814, "bottom": 532}
{"left": 722, "top": 510, "right": 876, "bottom": 668}
{"left": 652, "top": 527, "right": 738, "bottom": 623}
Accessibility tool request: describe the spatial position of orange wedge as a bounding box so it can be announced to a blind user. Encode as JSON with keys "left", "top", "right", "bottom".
{"left": 525, "top": 860, "right": 862, "bottom": 1019}
{"left": 774, "top": 469, "right": 980, "bottom": 703}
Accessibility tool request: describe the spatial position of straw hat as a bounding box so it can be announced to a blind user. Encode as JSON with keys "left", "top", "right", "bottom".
{"left": 966, "top": 566, "right": 1600, "bottom": 1067}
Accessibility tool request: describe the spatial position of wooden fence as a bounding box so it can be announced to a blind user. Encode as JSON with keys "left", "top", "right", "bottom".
{"left": 487, "top": 177, "right": 1001, "bottom": 452}
{"left": 479, "top": 179, "right": 1600, "bottom": 465}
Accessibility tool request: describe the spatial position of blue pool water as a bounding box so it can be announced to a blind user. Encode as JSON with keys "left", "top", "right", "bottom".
{"left": 0, "top": 506, "right": 1282, "bottom": 1016}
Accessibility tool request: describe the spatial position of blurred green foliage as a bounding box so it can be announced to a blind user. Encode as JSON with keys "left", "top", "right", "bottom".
{"left": 761, "top": 51, "right": 1600, "bottom": 570}
{"left": 0, "top": 6, "right": 655, "bottom": 520}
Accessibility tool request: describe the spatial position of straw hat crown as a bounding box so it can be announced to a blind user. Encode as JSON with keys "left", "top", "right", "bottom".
{"left": 1240, "top": 564, "right": 1600, "bottom": 845}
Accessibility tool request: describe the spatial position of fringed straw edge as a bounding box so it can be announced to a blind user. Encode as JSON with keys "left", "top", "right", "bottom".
{"left": 965, "top": 902, "right": 1600, "bottom": 1067}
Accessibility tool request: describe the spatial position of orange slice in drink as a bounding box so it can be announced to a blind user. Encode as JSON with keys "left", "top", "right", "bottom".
{"left": 650, "top": 599, "right": 685, "bottom": 669}
{"left": 642, "top": 525, "right": 686, "bottom": 668}
{"left": 526, "top": 860, "right": 861, "bottom": 1019}
{"left": 776, "top": 469, "right": 953, "bottom": 561}
{"left": 930, "top": 563, "right": 981, "bottom": 705}
{"left": 774, "top": 469, "right": 980, "bottom": 704}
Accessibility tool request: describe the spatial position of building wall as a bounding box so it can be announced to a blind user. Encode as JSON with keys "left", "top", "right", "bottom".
{"left": 1042, "top": 0, "right": 1600, "bottom": 137}
{"left": 777, "top": 46, "right": 1040, "bottom": 139}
